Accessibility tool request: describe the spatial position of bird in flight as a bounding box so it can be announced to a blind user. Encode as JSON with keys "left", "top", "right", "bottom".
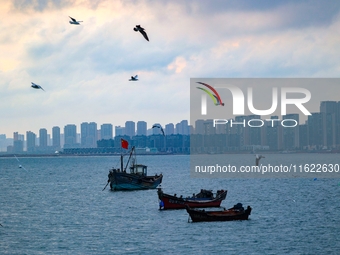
{"left": 255, "top": 154, "right": 265, "bottom": 166}
{"left": 129, "top": 75, "right": 138, "bottom": 81}
{"left": 152, "top": 124, "right": 165, "bottom": 136}
{"left": 69, "top": 16, "right": 83, "bottom": 25}
{"left": 31, "top": 82, "right": 45, "bottom": 91}
{"left": 133, "top": 25, "right": 149, "bottom": 41}
{"left": 14, "top": 155, "right": 28, "bottom": 172}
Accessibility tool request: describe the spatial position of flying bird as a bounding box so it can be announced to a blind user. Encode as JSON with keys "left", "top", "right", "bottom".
{"left": 14, "top": 155, "right": 28, "bottom": 172}
{"left": 129, "top": 75, "right": 138, "bottom": 81}
{"left": 69, "top": 16, "right": 83, "bottom": 25}
{"left": 31, "top": 82, "right": 45, "bottom": 91}
{"left": 152, "top": 125, "right": 165, "bottom": 136}
{"left": 133, "top": 25, "right": 149, "bottom": 41}
{"left": 255, "top": 154, "right": 265, "bottom": 166}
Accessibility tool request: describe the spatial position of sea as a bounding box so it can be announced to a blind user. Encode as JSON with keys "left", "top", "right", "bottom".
{"left": 0, "top": 154, "right": 340, "bottom": 254}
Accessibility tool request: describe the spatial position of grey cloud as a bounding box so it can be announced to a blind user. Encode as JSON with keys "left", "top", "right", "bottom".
{"left": 128, "top": 0, "right": 340, "bottom": 31}
{"left": 12, "top": 0, "right": 74, "bottom": 12}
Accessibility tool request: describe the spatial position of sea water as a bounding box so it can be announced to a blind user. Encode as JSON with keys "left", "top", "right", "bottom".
{"left": 0, "top": 154, "right": 340, "bottom": 254}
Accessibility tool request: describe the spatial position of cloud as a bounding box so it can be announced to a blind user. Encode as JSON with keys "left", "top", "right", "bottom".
{"left": 167, "top": 57, "right": 187, "bottom": 73}
{"left": 1, "top": 0, "right": 340, "bottom": 137}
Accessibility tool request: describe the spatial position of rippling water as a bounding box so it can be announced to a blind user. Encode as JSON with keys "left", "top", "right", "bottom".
{"left": 1, "top": 154, "right": 340, "bottom": 254}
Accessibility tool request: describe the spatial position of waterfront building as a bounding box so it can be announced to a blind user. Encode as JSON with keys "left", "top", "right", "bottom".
{"left": 52, "top": 126, "right": 61, "bottom": 149}
{"left": 101, "top": 124, "right": 113, "bottom": 140}
{"left": 136, "top": 121, "right": 147, "bottom": 136}
{"left": 26, "top": 131, "right": 36, "bottom": 152}
{"left": 81, "top": 122, "right": 97, "bottom": 148}
{"left": 64, "top": 124, "right": 77, "bottom": 148}
{"left": 125, "top": 121, "right": 135, "bottom": 138}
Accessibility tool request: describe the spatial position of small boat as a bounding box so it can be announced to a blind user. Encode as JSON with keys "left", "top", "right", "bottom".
{"left": 186, "top": 203, "right": 252, "bottom": 222}
{"left": 158, "top": 188, "right": 227, "bottom": 210}
{"left": 107, "top": 146, "right": 163, "bottom": 191}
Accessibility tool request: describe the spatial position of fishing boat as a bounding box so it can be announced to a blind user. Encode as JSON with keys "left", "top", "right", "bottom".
{"left": 106, "top": 146, "right": 163, "bottom": 191}
{"left": 158, "top": 187, "right": 227, "bottom": 210}
{"left": 186, "top": 203, "right": 252, "bottom": 222}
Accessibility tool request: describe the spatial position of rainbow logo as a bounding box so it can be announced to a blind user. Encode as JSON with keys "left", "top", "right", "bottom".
{"left": 196, "top": 82, "right": 224, "bottom": 106}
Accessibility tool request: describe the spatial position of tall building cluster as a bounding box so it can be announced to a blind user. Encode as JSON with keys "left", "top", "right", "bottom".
{"left": 1, "top": 119, "right": 190, "bottom": 153}
{"left": 190, "top": 101, "right": 340, "bottom": 152}
{"left": 2, "top": 101, "right": 340, "bottom": 153}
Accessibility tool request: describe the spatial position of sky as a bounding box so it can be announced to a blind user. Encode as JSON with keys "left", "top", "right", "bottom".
{"left": 1, "top": 0, "right": 340, "bottom": 137}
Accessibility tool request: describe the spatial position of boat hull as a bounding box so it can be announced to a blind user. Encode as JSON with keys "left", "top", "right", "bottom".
{"left": 158, "top": 189, "right": 227, "bottom": 210}
{"left": 186, "top": 206, "right": 252, "bottom": 222}
{"left": 110, "top": 171, "right": 163, "bottom": 191}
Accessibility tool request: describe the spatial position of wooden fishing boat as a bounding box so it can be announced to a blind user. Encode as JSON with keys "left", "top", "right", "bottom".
{"left": 158, "top": 188, "right": 227, "bottom": 210}
{"left": 106, "top": 146, "right": 163, "bottom": 191}
{"left": 186, "top": 203, "right": 252, "bottom": 222}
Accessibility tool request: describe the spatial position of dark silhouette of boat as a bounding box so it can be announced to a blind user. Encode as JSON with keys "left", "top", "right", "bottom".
{"left": 186, "top": 203, "right": 252, "bottom": 222}
{"left": 106, "top": 146, "right": 163, "bottom": 191}
{"left": 158, "top": 187, "right": 227, "bottom": 210}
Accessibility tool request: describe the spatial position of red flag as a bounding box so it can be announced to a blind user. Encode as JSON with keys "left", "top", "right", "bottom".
{"left": 121, "top": 138, "right": 129, "bottom": 149}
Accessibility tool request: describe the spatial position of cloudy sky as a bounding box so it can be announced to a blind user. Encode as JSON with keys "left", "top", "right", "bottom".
{"left": 1, "top": 0, "right": 340, "bottom": 137}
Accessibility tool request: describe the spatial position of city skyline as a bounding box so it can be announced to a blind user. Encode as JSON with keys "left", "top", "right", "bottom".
{"left": 1, "top": 119, "right": 191, "bottom": 139}
{"left": 2, "top": 100, "right": 340, "bottom": 152}
{"left": 1, "top": 1, "right": 340, "bottom": 138}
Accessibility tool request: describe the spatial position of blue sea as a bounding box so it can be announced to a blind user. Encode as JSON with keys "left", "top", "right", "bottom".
{"left": 1, "top": 154, "right": 340, "bottom": 254}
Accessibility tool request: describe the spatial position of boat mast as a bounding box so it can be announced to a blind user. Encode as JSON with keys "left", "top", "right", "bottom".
{"left": 124, "top": 146, "right": 135, "bottom": 171}
{"left": 120, "top": 154, "right": 123, "bottom": 171}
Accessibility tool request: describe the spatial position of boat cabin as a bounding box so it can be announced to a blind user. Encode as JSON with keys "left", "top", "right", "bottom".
{"left": 130, "top": 164, "right": 147, "bottom": 176}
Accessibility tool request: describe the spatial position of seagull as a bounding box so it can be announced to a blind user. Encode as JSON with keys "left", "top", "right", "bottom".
{"left": 152, "top": 125, "right": 165, "bottom": 136}
{"left": 69, "top": 16, "right": 83, "bottom": 25}
{"left": 133, "top": 25, "right": 149, "bottom": 41}
{"left": 129, "top": 75, "right": 138, "bottom": 81}
{"left": 14, "top": 155, "right": 28, "bottom": 172}
{"left": 31, "top": 82, "right": 45, "bottom": 91}
{"left": 255, "top": 154, "right": 265, "bottom": 166}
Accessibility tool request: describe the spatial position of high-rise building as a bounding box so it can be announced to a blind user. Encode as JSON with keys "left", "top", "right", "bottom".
{"left": 215, "top": 122, "right": 227, "bottom": 134}
{"left": 203, "top": 119, "right": 215, "bottom": 135}
{"left": 266, "top": 116, "right": 280, "bottom": 150}
{"left": 13, "top": 132, "right": 24, "bottom": 153}
{"left": 39, "top": 128, "right": 48, "bottom": 148}
{"left": 136, "top": 121, "right": 147, "bottom": 136}
{"left": 165, "top": 123, "right": 175, "bottom": 135}
{"left": 115, "top": 126, "right": 125, "bottom": 136}
{"left": 0, "top": 134, "right": 6, "bottom": 152}
{"left": 320, "top": 101, "right": 337, "bottom": 148}
{"left": 64, "top": 124, "right": 77, "bottom": 148}
{"left": 81, "top": 122, "right": 97, "bottom": 147}
{"left": 175, "top": 120, "right": 189, "bottom": 135}
{"left": 307, "top": 113, "right": 323, "bottom": 148}
{"left": 247, "top": 115, "right": 261, "bottom": 146}
{"left": 13, "top": 132, "right": 19, "bottom": 141}
{"left": 282, "top": 114, "right": 299, "bottom": 150}
{"left": 27, "top": 131, "right": 36, "bottom": 152}
{"left": 189, "top": 125, "right": 194, "bottom": 135}
{"left": 195, "top": 120, "right": 205, "bottom": 135}
{"left": 299, "top": 124, "right": 308, "bottom": 149}
{"left": 52, "top": 126, "right": 61, "bottom": 148}
{"left": 180, "top": 120, "right": 189, "bottom": 135}
{"left": 101, "top": 124, "right": 113, "bottom": 140}
{"left": 125, "top": 121, "right": 135, "bottom": 138}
